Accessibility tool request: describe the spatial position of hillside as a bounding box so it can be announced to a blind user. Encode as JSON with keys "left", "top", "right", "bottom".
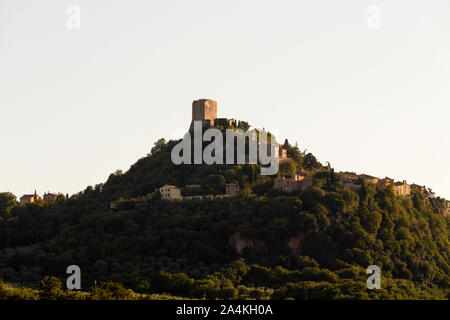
{"left": 0, "top": 138, "right": 449, "bottom": 300}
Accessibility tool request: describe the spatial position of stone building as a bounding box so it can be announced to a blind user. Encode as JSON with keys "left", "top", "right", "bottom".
{"left": 157, "top": 185, "right": 183, "bottom": 201}
{"left": 43, "top": 192, "right": 60, "bottom": 201}
{"left": 274, "top": 177, "right": 298, "bottom": 193}
{"left": 189, "top": 99, "right": 217, "bottom": 132}
{"left": 340, "top": 172, "right": 359, "bottom": 184}
{"left": 226, "top": 183, "right": 240, "bottom": 196}
{"left": 445, "top": 201, "right": 450, "bottom": 217}
{"left": 394, "top": 181, "right": 411, "bottom": 196}
{"left": 20, "top": 191, "right": 42, "bottom": 205}
{"left": 339, "top": 172, "right": 361, "bottom": 191}
{"left": 188, "top": 99, "right": 250, "bottom": 132}
{"left": 358, "top": 174, "right": 379, "bottom": 184}
{"left": 341, "top": 173, "right": 378, "bottom": 191}
{"left": 273, "top": 174, "right": 312, "bottom": 192}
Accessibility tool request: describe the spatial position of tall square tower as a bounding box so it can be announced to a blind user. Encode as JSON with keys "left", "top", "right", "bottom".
{"left": 190, "top": 99, "right": 217, "bottom": 132}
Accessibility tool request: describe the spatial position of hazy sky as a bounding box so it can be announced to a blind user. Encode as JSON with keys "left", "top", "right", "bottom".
{"left": 0, "top": 0, "right": 449, "bottom": 199}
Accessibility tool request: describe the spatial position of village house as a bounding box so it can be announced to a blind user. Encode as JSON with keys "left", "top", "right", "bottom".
{"left": 358, "top": 174, "right": 379, "bottom": 184}
{"left": 339, "top": 172, "right": 361, "bottom": 191}
{"left": 20, "top": 191, "right": 42, "bottom": 205}
{"left": 340, "top": 172, "right": 359, "bottom": 184}
{"left": 225, "top": 183, "right": 240, "bottom": 196}
{"left": 274, "top": 174, "right": 304, "bottom": 192}
{"left": 43, "top": 192, "right": 61, "bottom": 201}
{"left": 273, "top": 174, "right": 313, "bottom": 193}
{"left": 157, "top": 185, "right": 183, "bottom": 201}
{"left": 394, "top": 181, "right": 411, "bottom": 196}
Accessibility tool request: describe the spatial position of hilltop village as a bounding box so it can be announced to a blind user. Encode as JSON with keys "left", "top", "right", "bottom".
{"left": 14, "top": 99, "right": 448, "bottom": 217}
{"left": 18, "top": 99, "right": 449, "bottom": 217}
{"left": 106, "top": 99, "right": 449, "bottom": 216}
{"left": 2, "top": 99, "right": 449, "bottom": 301}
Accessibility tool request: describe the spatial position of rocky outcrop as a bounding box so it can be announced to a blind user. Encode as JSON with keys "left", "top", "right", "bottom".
{"left": 287, "top": 233, "right": 307, "bottom": 255}
{"left": 229, "top": 233, "right": 253, "bottom": 254}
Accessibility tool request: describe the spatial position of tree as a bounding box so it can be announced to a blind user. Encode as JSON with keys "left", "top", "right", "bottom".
{"left": 39, "top": 276, "right": 63, "bottom": 300}
{"left": 303, "top": 153, "right": 320, "bottom": 170}
{"left": 206, "top": 175, "right": 226, "bottom": 193}
{"left": 0, "top": 192, "right": 17, "bottom": 216}
{"left": 90, "top": 281, "right": 133, "bottom": 300}
{"left": 360, "top": 208, "right": 382, "bottom": 233}
{"left": 279, "top": 159, "right": 297, "bottom": 176}
{"left": 237, "top": 187, "right": 252, "bottom": 205}
{"left": 282, "top": 139, "right": 304, "bottom": 166}
{"left": 151, "top": 138, "right": 167, "bottom": 155}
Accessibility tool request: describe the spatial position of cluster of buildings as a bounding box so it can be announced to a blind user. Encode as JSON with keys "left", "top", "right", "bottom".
{"left": 271, "top": 165, "right": 427, "bottom": 197}
{"left": 272, "top": 170, "right": 427, "bottom": 197}
{"left": 19, "top": 191, "right": 62, "bottom": 205}
{"left": 157, "top": 183, "right": 240, "bottom": 201}
{"left": 273, "top": 174, "right": 314, "bottom": 193}
{"left": 110, "top": 183, "right": 240, "bottom": 209}
{"left": 189, "top": 99, "right": 249, "bottom": 132}
{"left": 339, "top": 172, "right": 426, "bottom": 196}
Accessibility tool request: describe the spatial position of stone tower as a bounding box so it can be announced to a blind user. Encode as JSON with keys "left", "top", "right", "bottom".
{"left": 189, "top": 99, "right": 217, "bottom": 132}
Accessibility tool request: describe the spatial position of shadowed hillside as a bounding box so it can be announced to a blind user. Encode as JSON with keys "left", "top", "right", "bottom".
{"left": 0, "top": 138, "right": 449, "bottom": 300}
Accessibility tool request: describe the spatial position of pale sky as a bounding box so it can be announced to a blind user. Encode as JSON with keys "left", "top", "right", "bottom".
{"left": 0, "top": 0, "right": 449, "bottom": 199}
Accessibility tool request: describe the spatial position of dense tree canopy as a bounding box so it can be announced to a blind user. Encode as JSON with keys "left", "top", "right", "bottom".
{"left": 0, "top": 139, "right": 448, "bottom": 300}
